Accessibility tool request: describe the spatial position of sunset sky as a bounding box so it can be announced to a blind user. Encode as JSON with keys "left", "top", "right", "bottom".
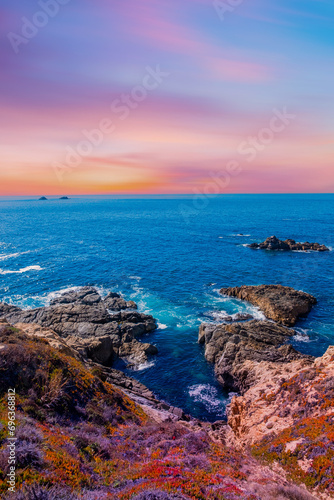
{"left": 0, "top": 0, "right": 333, "bottom": 195}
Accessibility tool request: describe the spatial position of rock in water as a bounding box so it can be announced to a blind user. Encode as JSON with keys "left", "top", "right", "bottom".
{"left": 0, "top": 287, "right": 157, "bottom": 368}
{"left": 249, "top": 235, "right": 329, "bottom": 252}
{"left": 220, "top": 284, "right": 316, "bottom": 326}
{"left": 39, "top": 196, "right": 48, "bottom": 200}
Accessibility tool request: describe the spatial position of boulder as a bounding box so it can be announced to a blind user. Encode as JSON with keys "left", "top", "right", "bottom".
{"left": 220, "top": 285, "right": 316, "bottom": 326}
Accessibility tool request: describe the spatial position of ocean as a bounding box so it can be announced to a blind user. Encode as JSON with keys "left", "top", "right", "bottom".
{"left": 0, "top": 194, "right": 333, "bottom": 421}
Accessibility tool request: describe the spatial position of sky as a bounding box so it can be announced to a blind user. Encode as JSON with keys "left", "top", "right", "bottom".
{"left": 0, "top": 0, "right": 333, "bottom": 195}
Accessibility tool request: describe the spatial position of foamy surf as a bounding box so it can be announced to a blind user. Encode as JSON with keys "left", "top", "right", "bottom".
{"left": 0, "top": 265, "right": 43, "bottom": 275}
{"left": 131, "top": 360, "right": 156, "bottom": 372}
{"left": 188, "top": 384, "right": 226, "bottom": 416}
{"left": 293, "top": 328, "right": 311, "bottom": 343}
{"left": 0, "top": 252, "right": 25, "bottom": 262}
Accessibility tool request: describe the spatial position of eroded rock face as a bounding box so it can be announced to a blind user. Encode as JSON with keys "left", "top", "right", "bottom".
{"left": 199, "top": 320, "right": 312, "bottom": 393}
{"left": 0, "top": 287, "right": 157, "bottom": 368}
{"left": 220, "top": 285, "right": 317, "bottom": 326}
{"left": 226, "top": 346, "right": 334, "bottom": 448}
{"left": 249, "top": 235, "right": 329, "bottom": 252}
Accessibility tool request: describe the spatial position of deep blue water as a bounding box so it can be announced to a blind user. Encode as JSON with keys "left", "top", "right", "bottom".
{"left": 0, "top": 194, "right": 333, "bottom": 421}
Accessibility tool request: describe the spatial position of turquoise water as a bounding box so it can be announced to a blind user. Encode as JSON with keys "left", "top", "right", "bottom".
{"left": 0, "top": 194, "right": 333, "bottom": 421}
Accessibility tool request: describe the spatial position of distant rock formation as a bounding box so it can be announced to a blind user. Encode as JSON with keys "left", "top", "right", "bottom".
{"left": 220, "top": 284, "right": 316, "bottom": 326}
{"left": 39, "top": 196, "right": 48, "bottom": 200}
{"left": 0, "top": 287, "right": 157, "bottom": 368}
{"left": 59, "top": 196, "right": 69, "bottom": 200}
{"left": 249, "top": 235, "right": 329, "bottom": 252}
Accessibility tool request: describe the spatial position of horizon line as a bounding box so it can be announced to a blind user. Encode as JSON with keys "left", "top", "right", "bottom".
{"left": 1, "top": 192, "right": 334, "bottom": 198}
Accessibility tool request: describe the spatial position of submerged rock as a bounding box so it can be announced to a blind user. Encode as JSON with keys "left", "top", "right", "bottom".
{"left": 249, "top": 235, "right": 329, "bottom": 252}
{"left": 220, "top": 284, "right": 316, "bottom": 326}
{"left": 0, "top": 287, "right": 157, "bottom": 368}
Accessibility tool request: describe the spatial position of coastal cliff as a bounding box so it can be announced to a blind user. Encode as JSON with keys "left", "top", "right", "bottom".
{"left": 200, "top": 284, "right": 334, "bottom": 499}
{"left": 0, "top": 286, "right": 333, "bottom": 499}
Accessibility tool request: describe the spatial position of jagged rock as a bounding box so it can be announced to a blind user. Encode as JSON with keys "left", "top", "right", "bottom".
{"left": 0, "top": 287, "right": 157, "bottom": 368}
{"left": 50, "top": 286, "right": 102, "bottom": 306}
{"left": 66, "top": 335, "right": 116, "bottom": 365}
{"left": 103, "top": 292, "right": 138, "bottom": 311}
{"left": 249, "top": 235, "right": 329, "bottom": 252}
{"left": 220, "top": 285, "right": 316, "bottom": 326}
{"left": 226, "top": 346, "right": 334, "bottom": 447}
{"left": 233, "top": 313, "right": 253, "bottom": 321}
{"left": 199, "top": 320, "right": 312, "bottom": 393}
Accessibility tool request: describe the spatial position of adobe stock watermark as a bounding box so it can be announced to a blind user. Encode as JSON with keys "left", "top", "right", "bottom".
{"left": 51, "top": 65, "right": 170, "bottom": 183}
{"left": 179, "top": 107, "right": 296, "bottom": 223}
{"left": 213, "top": 0, "right": 243, "bottom": 21}
{"left": 7, "top": 389, "right": 17, "bottom": 493}
{"left": 7, "top": 0, "right": 71, "bottom": 54}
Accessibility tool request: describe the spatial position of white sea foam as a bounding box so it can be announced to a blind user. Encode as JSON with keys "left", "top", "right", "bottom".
{"left": 0, "top": 250, "right": 33, "bottom": 261}
{"left": 0, "top": 253, "right": 22, "bottom": 262}
{"left": 158, "top": 323, "right": 168, "bottom": 330}
{"left": 131, "top": 360, "right": 156, "bottom": 371}
{"left": 0, "top": 265, "right": 43, "bottom": 275}
{"left": 293, "top": 328, "right": 311, "bottom": 343}
{"left": 188, "top": 384, "right": 226, "bottom": 416}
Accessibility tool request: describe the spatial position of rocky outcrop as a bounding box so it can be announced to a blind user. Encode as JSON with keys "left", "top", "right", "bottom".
{"left": 249, "top": 235, "right": 329, "bottom": 252}
{"left": 0, "top": 287, "right": 157, "bottom": 368}
{"left": 226, "top": 346, "right": 334, "bottom": 498}
{"left": 199, "top": 320, "right": 312, "bottom": 393}
{"left": 3, "top": 318, "right": 187, "bottom": 424}
{"left": 220, "top": 285, "right": 317, "bottom": 326}
{"left": 227, "top": 346, "right": 334, "bottom": 447}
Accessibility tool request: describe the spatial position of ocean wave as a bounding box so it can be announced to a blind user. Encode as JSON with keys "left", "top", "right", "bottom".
{"left": 0, "top": 265, "right": 43, "bottom": 275}
{"left": 0, "top": 252, "right": 25, "bottom": 262}
{"left": 188, "top": 384, "right": 226, "bottom": 416}
{"left": 158, "top": 323, "right": 168, "bottom": 330}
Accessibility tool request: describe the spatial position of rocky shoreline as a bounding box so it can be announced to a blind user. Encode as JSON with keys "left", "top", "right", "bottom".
{"left": 199, "top": 283, "right": 334, "bottom": 497}
{"left": 0, "top": 284, "right": 333, "bottom": 498}
{"left": 249, "top": 235, "right": 329, "bottom": 252}
{"left": 201, "top": 284, "right": 317, "bottom": 392}
{"left": 0, "top": 287, "right": 158, "bottom": 368}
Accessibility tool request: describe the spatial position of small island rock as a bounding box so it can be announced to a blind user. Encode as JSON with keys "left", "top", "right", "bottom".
{"left": 249, "top": 235, "right": 329, "bottom": 252}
